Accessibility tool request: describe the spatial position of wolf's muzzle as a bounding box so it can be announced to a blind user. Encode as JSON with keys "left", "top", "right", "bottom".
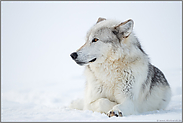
{"left": 70, "top": 52, "right": 78, "bottom": 60}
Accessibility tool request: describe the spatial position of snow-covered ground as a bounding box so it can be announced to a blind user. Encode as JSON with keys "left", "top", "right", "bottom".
{"left": 1, "top": 1, "right": 182, "bottom": 122}
{"left": 2, "top": 68, "right": 182, "bottom": 122}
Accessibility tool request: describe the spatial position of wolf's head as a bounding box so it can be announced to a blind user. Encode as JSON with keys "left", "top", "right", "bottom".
{"left": 70, "top": 17, "right": 134, "bottom": 66}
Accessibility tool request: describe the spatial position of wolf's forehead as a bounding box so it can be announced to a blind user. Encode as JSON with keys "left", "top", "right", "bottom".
{"left": 86, "top": 20, "right": 119, "bottom": 40}
{"left": 97, "top": 20, "right": 117, "bottom": 27}
{"left": 92, "top": 20, "right": 119, "bottom": 32}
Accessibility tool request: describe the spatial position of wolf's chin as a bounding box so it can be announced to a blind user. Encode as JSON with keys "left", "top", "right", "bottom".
{"left": 75, "top": 61, "right": 86, "bottom": 66}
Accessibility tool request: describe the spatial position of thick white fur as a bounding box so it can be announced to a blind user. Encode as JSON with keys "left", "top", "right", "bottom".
{"left": 70, "top": 19, "right": 171, "bottom": 116}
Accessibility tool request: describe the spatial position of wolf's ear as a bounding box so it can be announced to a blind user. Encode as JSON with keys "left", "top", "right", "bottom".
{"left": 96, "top": 17, "right": 106, "bottom": 23}
{"left": 114, "top": 19, "right": 134, "bottom": 39}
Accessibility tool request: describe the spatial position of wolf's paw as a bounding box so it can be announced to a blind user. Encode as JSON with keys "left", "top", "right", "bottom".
{"left": 107, "top": 110, "right": 123, "bottom": 117}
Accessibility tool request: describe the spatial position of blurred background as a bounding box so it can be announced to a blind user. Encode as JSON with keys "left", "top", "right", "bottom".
{"left": 1, "top": 1, "right": 182, "bottom": 121}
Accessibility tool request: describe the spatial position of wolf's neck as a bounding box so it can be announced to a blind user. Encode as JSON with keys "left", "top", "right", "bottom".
{"left": 87, "top": 52, "right": 148, "bottom": 85}
{"left": 88, "top": 57, "right": 133, "bottom": 85}
{"left": 90, "top": 56, "right": 137, "bottom": 72}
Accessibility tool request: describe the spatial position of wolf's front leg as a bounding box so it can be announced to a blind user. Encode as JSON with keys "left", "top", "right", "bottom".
{"left": 84, "top": 98, "right": 117, "bottom": 114}
{"left": 107, "top": 99, "right": 138, "bottom": 117}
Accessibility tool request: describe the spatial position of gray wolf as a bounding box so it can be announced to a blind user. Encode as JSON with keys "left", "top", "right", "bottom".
{"left": 70, "top": 17, "right": 171, "bottom": 117}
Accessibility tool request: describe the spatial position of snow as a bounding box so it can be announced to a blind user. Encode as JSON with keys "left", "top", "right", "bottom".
{"left": 2, "top": 69, "right": 182, "bottom": 122}
{"left": 1, "top": 1, "right": 182, "bottom": 122}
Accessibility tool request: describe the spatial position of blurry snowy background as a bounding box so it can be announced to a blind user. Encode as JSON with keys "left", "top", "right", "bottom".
{"left": 1, "top": 1, "right": 182, "bottom": 122}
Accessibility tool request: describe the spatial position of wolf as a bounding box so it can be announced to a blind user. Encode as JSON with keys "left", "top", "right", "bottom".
{"left": 70, "top": 17, "right": 171, "bottom": 117}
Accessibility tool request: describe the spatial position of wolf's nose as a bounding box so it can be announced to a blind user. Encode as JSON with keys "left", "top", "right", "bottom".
{"left": 70, "top": 52, "right": 78, "bottom": 60}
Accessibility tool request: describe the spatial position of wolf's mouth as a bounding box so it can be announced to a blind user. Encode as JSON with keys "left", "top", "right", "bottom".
{"left": 75, "top": 58, "right": 97, "bottom": 66}
{"left": 89, "top": 58, "right": 97, "bottom": 63}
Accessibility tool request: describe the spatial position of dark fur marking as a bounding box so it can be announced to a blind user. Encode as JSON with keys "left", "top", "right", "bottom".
{"left": 138, "top": 45, "right": 146, "bottom": 54}
{"left": 112, "top": 30, "right": 119, "bottom": 35}
{"left": 121, "top": 70, "right": 134, "bottom": 99}
{"left": 116, "top": 36, "right": 121, "bottom": 43}
{"left": 150, "top": 65, "right": 169, "bottom": 91}
{"left": 142, "top": 63, "right": 169, "bottom": 95}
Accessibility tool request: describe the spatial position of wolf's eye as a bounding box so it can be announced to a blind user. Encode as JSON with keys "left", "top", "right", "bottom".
{"left": 92, "top": 38, "right": 99, "bottom": 43}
